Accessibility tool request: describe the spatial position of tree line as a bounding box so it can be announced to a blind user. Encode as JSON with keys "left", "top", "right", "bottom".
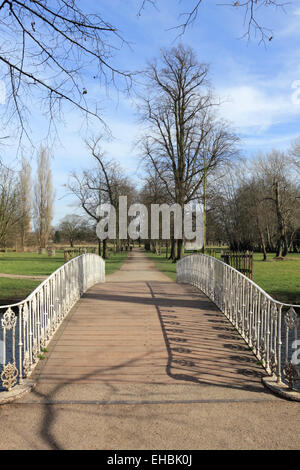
{"left": 2, "top": 44, "right": 299, "bottom": 261}
{"left": 0, "top": 147, "right": 55, "bottom": 251}
{"left": 66, "top": 45, "right": 300, "bottom": 261}
{"left": 207, "top": 151, "right": 300, "bottom": 259}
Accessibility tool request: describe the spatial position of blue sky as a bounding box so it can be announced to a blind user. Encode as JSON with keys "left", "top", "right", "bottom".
{"left": 2, "top": 0, "right": 300, "bottom": 224}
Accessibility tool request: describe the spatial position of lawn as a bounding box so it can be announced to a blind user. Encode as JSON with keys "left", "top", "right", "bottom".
{"left": 0, "top": 278, "right": 40, "bottom": 304}
{"left": 0, "top": 251, "right": 65, "bottom": 276}
{"left": 0, "top": 250, "right": 128, "bottom": 304}
{"left": 105, "top": 251, "right": 128, "bottom": 275}
{"left": 0, "top": 251, "right": 65, "bottom": 304}
{"left": 146, "top": 251, "right": 177, "bottom": 281}
{"left": 146, "top": 250, "right": 300, "bottom": 305}
{"left": 252, "top": 253, "right": 300, "bottom": 305}
{"left": 213, "top": 251, "right": 300, "bottom": 305}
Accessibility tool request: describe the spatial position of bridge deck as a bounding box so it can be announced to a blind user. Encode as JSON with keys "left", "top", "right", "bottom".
{"left": 1, "top": 249, "right": 300, "bottom": 450}
{"left": 33, "top": 250, "right": 265, "bottom": 392}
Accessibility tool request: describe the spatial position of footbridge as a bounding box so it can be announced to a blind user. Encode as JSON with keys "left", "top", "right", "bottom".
{"left": 0, "top": 249, "right": 299, "bottom": 450}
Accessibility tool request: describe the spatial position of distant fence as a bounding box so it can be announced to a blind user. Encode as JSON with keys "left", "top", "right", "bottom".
{"left": 204, "top": 248, "right": 217, "bottom": 258}
{"left": 221, "top": 251, "right": 253, "bottom": 280}
{"left": 64, "top": 247, "right": 97, "bottom": 262}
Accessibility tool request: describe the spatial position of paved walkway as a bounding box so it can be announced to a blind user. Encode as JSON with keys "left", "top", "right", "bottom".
{"left": 0, "top": 250, "right": 299, "bottom": 449}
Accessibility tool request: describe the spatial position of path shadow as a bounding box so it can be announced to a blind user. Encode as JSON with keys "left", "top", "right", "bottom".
{"left": 16, "top": 349, "right": 194, "bottom": 450}
{"left": 8, "top": 275, "right": 272, "bottom": 450}
{"left": 146, "top": 282, "right": 266, "bottom": 393}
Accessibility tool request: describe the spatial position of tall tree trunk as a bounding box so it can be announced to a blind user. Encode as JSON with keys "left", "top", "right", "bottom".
{"left": 177, "top": 239, "right": 185, "bottom": 259}
{"left": 202, "top": 161, "right": 207, "bottom": 254}
{"left": 255, "top": 201, "right": 267, "bottom": 261}
{"left": 258, "top": 227, "right": 267, "bottom": 261}
{"left": 153, "top": 240, "right": 159, "bottom": 255}
{"left": 266, "top": 225, "right": 273, "bottom": 252}
{"left": 103, "top": 239, "right": 107, "bottom": 259}
{"left": 169, "top": 237, "right": 177, "bottom": 261}
{"left": 20, "top": 233, "right": 25, "bottom": 252}
{"left": 175, "top": 201, "right": 185, "bottom": 260}
{"left": 274, "top": 181, "right": 288, "bottom": 257}
{"left": 288, "top": 230, "right": 296, "bottom": 252}
{"left": 173, "top": 239, "right": 179, "bottom": 261}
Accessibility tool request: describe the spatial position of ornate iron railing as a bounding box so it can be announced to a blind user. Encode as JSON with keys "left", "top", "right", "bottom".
{"left": 177, "top": 254, "right": 300, "bottom": 391}
{"left": 0, "top": 253, "right": 105, "bottom": 392}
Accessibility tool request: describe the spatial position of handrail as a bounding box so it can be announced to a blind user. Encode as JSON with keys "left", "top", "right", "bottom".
{"left": 177, "top": 253, "right": 300, "bottom": 391}
{"left": 0, "top": 253, "right": 105, "bottom": 392}
{"left": 182, "top": 254, "right": 300, "bottom": 308}
{"left": 0, "top": 255, "right": 90, "bottom": 309}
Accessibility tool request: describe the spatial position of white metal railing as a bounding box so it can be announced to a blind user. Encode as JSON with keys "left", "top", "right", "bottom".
{"left": 177, "top": 254, "right": 300, "bottom": 391}
{"left": 0, "top": 253, "right": 105, "bottom": 392}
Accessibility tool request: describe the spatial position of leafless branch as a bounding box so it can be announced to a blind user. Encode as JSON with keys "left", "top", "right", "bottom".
{"left": 0, "top": 0, "right": 133, "bottom": 145}
{"left": 142, "top": 0, "right": 289, "bottom": 43}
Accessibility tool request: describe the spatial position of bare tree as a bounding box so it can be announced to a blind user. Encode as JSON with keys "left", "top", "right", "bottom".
{"left": 0, "top": 163, "right": 22, "bottom": 246}
{"left": 67, "top": 137, "right": 136, "bottom": 257}
{"left": 257, "top": 151, "right": 300, "bottom": 258}
{"left": 18, "top": 157, "right": 32, "bottom": 250}
{"left": 207, "top": 164, "right": 251, "bottom": 250}
{"left": 139, "top": 167, "right": 172, "bottom": 255}
{"left": 209, "top": 152, "right": 300, "bottom": 258}
{"left": 290, "top": 137, "right": 300, "bottom": 173}
{"left": 59, "top": 214, "right": 85, "bottom": 247}
{"left": 33, "top": 146, "right": 54, "bottom": 250}
{"left": 66, "top": 168, "right": 104, "bottom": 255}
{"left": 139, "top": 45, "right": 238, "bottom": 258}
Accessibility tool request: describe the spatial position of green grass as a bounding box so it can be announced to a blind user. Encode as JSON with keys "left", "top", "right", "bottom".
{"left": 105, "top": 251, "right": 129, "bottom": 275}
{"left": 146, "top": 249, "right": 300, "bottom": 305}
{"left": 252, "top": 253, "right": 300, "bottom": 305}
{"left": 0, "top": 278, "right": 40, "bottom": 303}
{"left": 0, "top": 251, "right": 65, "bottom": 303}
{"left": 0, "top": 251, "right": 65, "bottom": 276}
{"left": 146, "top": 251, "right": 177, "bottom": 281}
{"left": 212, "top": 251, "right": 300, "bottom": 304}
{"left": 0, "top": 249, "right": 128, "bottom": 303}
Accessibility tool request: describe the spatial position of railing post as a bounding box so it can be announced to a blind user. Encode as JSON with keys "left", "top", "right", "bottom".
{"left": 277, "top": 305, "right": 282, "bottom": 384}
{"left": 18, "top": 305, "right": 23, "bottom": 384}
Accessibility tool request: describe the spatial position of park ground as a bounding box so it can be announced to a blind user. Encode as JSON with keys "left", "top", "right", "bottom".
{"left": 0, "top": 247, "right": 299, "bottom": 305}
{"left": 0, "top": 249, "right": 299, "bottom": 450}
{"left": 0, "top": 250, "right": 128, "bottom": 304}
{"left": 147, "top": 250, "right": 300, "bottom": 305}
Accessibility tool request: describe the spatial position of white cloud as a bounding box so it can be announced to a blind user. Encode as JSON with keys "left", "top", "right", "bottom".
{"left": 277, "top": 7, "right": 300, "bottom": 37}
{"left": 217, "top": 83, "right": 300, "bottom": 133}
{"left": 243, "top": 133, "right": 300, "bottom": 150}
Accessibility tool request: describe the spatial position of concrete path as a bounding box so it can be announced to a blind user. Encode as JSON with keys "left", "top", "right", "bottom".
{"left": 0, "top": 249, "right": 299, "bottom": 450}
